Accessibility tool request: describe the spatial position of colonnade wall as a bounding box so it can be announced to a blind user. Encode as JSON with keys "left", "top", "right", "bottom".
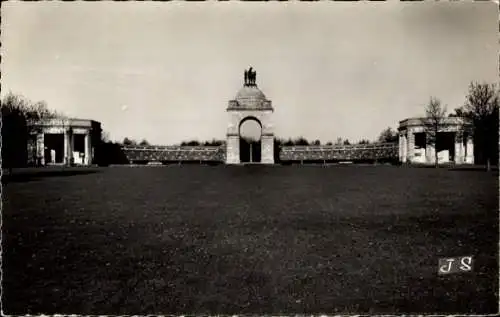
{"left": 122, "top": 146, "right": 226, "bottom": 164}
{"left": 279, "top": 143, "right": 398, "bottom": 162}
{"left": 121, "top": 143, "right": 399, "bottom": 164}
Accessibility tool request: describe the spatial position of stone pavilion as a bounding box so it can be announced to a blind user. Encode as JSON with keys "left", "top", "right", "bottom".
{"left": 27, "top": 118, "right": 101, "bottom": 166}
{"left": 398, "top": 117, "right": 474, "bottom": 164}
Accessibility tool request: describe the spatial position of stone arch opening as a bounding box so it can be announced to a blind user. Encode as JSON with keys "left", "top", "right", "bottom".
{"left": 239, "top": 116, "right": 262, "bottom": 163}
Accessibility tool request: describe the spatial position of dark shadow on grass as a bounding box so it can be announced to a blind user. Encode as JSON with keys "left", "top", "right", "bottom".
{"left": 2, "top": 169, "right": 101, "bottom": 184}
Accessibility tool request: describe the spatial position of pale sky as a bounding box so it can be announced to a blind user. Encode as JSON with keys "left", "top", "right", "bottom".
{"left": 2, "top": 2, "right": 498, "bottom": 145}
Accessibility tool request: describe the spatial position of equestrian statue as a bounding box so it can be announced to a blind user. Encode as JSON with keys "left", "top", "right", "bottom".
{"left": 244, "top": 67, "right": 257, "bottom": 86}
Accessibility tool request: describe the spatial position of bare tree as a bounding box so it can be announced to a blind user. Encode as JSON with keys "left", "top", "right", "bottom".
{"left": 335, "top": 137, "right": 343, "bottom": 145}
{"left": 459, "top": 82, "right": 499, "bottom": 171}
{"left": 421, "top": 97, "right": 447, "bottom": 168}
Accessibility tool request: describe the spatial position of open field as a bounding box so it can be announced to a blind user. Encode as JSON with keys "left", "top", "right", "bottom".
{"left": 2, "top": 165, "right": 498, "bottom": 314}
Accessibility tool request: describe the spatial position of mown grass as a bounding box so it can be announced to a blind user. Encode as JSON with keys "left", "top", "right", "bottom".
{"left": 2, "top": 165, "right": 498, "bottom": 314}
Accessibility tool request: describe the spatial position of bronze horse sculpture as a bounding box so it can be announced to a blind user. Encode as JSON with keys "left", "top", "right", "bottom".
{"left": 244, "top": 67, "right": 257, "bottom": 86}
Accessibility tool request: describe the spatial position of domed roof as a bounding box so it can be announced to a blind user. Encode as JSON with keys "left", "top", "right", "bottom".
{"left": 235, "top": 85, "right": 267, "bottom": 101}
{"left": 227, "top": 82, "right": 273, "bottom": 111}
{"left": 230, "top": 85, "right": 271, "bottom": 110}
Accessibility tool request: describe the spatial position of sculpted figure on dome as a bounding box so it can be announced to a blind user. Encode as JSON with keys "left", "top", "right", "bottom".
{"left": 244, "top": 67, "right": 256, "bottom": 86}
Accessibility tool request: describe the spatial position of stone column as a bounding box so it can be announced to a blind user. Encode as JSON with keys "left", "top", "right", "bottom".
{"left": 425, "top": 145, "right": 431, "bottom": 164}
{"left": 407, "top": 130, "right": 415, "bottom": 163}
{"left": 403, "top": 134, "right": 408, "bottom": 163}
{"left": 454, "top": 132, "right": 463, "bottom": 164}
{"left": 400, "top": 133, "right": 407, "bottom": 163}
{"left": 226, "top": 135, "right": 240, "bottom": 164}
{"left": 425, "top": 142, "right": 429, "bottom": 163}
{"left": 465, "top": 135, "right": 474, "bottom": 164}
{"left": 64, "top": 132, "right": 69, "bottom": 165}
{"left": 425, "top": 133, "right": 434, "bottom": 164}
{"left": 261, "top": 135, "right": 274, "bottom": 164}
{"left": 69, "top": 133, "right": 74, "bottom": 165}
{"left": 37, "top": 133, "right": 45, "bottom": 166}
{"left": 84, "top": 133, "right": 91, "bottom": 165}
{"left": 260, "top": 112, "right": 274, "bottom": 165}
{"left": 398, "top": 133, "right": 403, "bottom": 161}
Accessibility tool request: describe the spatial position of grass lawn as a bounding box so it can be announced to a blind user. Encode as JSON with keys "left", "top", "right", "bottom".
{"left": 2, "top": 165, "right": 498, "bottom": 314}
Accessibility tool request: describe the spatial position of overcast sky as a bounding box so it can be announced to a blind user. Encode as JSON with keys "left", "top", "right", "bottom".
{"left": 2, "top": 2, "right": 498, "bottom": 145}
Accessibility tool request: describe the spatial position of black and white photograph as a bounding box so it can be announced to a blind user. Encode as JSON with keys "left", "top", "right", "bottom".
{"left": 1, "top": 1, "right": 499, "bottom": 315}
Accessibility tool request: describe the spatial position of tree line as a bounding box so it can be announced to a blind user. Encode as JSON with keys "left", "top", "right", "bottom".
{"left": 120, "top": 138, "right": 226, "bottom": 147}
{"left": 152, "top": 131, "right": 397, "bottom": 148}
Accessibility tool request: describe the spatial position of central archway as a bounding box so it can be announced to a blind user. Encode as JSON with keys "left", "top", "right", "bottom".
{"left": 239, "top": 117, "right": 262, "bottom": 163}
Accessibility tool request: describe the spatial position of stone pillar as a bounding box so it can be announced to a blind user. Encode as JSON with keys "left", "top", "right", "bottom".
{"left": 425, "top": 132, "right": 434, "bottom": 164}
{"left": 226, "top": 135, "right": 240, "bottom": 164}
{"left": 425, "top": 144, "right": 429, "bottom": 163}
{"left": 454, "top": 132, "right": 463, "bottom": 164}
{"left": 407, "top": 130, "right": 415, "bottom": 163}
{"left": 84, "top": 133, "right": 91, "bottom": 165}
{"left": 426, "top": 145, "right": 436, "bottom": 164}
{"left": 403, "top": 134, "right": 408, "bottom": 163}
{"left": 400, "top": 133, "right": 407, "bottom": 163}
{"left": 465, "top": 135, "right": 474, "bottom": 164}
{"left": 37, "top": 133, "right": 45, "bottom": 166}
{"left": 64, "top": 132, "right": 69, "bottom": 165}
{"left": 398, "top": 134, "right": 403, "bottom": 161}
{"left": 261, "top": 135, "right": 274, "bottom": 164}
{"left": 69, "top": 133, "right": 74, "bottom": 165}
{"left": 64, "top": 131, "right": 74, "bottom": 165}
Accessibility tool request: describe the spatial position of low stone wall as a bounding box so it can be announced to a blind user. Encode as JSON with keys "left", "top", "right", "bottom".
{"left": 279, "top": 143, "right": 398, "bottom": 162}
{"left": 122, "top": 146, "right": 226, "bottom": 163}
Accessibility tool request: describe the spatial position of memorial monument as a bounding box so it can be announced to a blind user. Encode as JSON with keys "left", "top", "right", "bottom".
{"left": 226, "top": 67, "right": 274, "bottom": 164}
